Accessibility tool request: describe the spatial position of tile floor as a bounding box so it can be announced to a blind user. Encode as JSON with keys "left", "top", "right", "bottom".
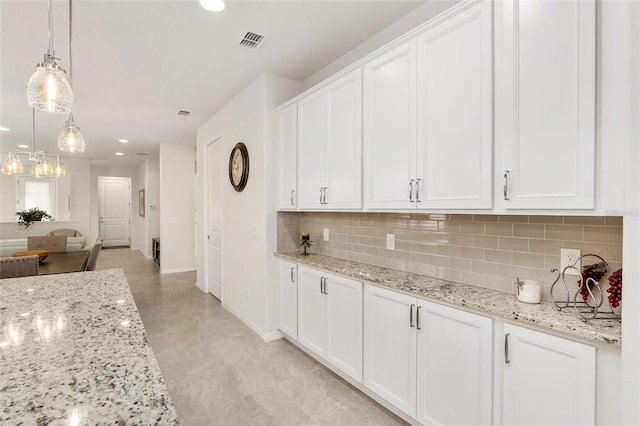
{"left": 97, "top": 248, "right": 405, "bottom": 425}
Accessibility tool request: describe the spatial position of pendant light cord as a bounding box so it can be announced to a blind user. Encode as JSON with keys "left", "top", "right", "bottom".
{"left": 32, "top": 108, "right": 36, "bottom": 153}
{"left": 48, "top": 0, "right": 54, "bottom": 55}
{"left": 68, "top": 0, "right": 73, "bottom": 87}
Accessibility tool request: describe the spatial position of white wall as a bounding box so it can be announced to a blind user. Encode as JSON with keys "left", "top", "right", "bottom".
{"left": 90, "top": 165, "right": 140, "bottom": 248}
{"left": 196, "top": 73, "right": 302, "bottom": 340}
{"left": 138, "top": 158, "right": 160, "bottom": 258}
{"left": 159, "top": 143, "right": 195, "bottom": 274}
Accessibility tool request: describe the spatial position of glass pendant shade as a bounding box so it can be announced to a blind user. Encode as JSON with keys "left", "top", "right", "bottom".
{"left": 200, "top": 0, "right": 225, "bottom": 12}
{"left": 58, "top": 116, "right": 85, "bottom": 153}
{"left": 52, "top": 161, "right": 66, "bottom": 177}
{"left": 27, "top": 58, "right": 73, "bottom": 114}
{"left": 1, "top": 156, "right": 24, "bottom": 175}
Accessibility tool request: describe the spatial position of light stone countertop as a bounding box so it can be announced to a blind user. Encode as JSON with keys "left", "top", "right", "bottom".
{"left": 276, "top": 252, "right": 622, "bottom": 346}
{"left": 0, "top": 269, "right": 179, "bottom": 425}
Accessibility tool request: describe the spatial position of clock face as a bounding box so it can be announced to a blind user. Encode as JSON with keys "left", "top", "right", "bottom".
{"left": 229, "top": 142, "right": 249, "bottom": 192}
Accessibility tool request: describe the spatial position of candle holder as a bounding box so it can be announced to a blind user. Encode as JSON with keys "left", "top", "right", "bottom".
{"left": 299, "top": 232, "right": 312, "bottom": 256}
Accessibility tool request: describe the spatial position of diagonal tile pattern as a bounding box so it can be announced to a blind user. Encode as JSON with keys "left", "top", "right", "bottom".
{"left": 97, "top": 248, "right": 404, "bottom": 425}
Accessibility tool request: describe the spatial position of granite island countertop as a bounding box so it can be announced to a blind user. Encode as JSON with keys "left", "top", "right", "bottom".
{"left": 0, "top": 269, "right": 178, "bottom": 424}
{"left": 276, "top": 252, "right": 622, "bottom": 346}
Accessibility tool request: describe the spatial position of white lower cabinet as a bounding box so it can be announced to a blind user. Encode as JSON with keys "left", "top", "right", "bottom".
{"left": 277, "top": 260, "right": 298, "bottom": 339}
{"left": 298, "top": 265, "right": 363, "bottom": 382}
{"left": 502, "top": 324, "right": 596, "bottom": 426}
{"left": 364, "top": 284, "right": 493, "bottom": 423}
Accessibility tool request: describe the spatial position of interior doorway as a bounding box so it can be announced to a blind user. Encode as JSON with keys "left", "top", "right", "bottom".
{"left": 207, "top": 138, "right": 223, "bottom": 300}
{"left": 98, "top": 176, "right": 131, "bottom": 247}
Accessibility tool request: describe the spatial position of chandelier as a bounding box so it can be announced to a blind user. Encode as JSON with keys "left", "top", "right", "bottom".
{"left": 1, "top": 109, "right": 65, "bottom": 178}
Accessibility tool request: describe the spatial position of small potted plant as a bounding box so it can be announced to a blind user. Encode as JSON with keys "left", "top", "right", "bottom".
{"left": 299, "top": 232, "right": 313, "bottom": 256}
{"left": 16, "top": 207, "right": 53, "bottom": 230}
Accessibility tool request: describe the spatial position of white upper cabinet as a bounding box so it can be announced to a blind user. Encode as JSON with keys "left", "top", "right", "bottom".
{"left": 497, "top": 0, "right": 596, "bottom": 209}
{"left": 364, "top": 0, "right": 493, "bottom": 210}
{"left": 276, "top": 103, "right": 298, "bottom": 210}
{"left": 363, "top": 41, "right": 417, "bottom": 210}
{"left": 298, "top": 70, "right": 362, "bottom": 210}
{"left": 416, "top": 0, "right": 493, "bottom": 209}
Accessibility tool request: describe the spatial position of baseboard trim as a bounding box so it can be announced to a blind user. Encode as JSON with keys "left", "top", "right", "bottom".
{"left": 221, "top": 302, "right": 280, "bottom": 342}
{"left": 160, "top": 266, "right": 196, "bottom": 274}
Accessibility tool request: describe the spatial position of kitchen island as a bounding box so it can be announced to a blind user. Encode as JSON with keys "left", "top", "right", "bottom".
{"left": 0, "top": 269, "right": 178, "bottom": 424}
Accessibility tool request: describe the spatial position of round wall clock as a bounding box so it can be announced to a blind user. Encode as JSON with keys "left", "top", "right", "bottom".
{"left": 229, "top": 142, "right": 249, "bottom": 192}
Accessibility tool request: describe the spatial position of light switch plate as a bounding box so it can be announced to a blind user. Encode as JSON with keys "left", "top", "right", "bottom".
{"left": 386, "top": 234, "right": 395, "bottom": 250}
{"left": 323, "top": 228, "right": 329, "bottom": 241}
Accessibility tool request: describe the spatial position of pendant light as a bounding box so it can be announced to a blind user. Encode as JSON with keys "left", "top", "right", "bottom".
{"left": 27, "top": 0, "right": 73, "bottom": 114}
{"left": 58, "top": 0, "right": 85, "bottom": 153}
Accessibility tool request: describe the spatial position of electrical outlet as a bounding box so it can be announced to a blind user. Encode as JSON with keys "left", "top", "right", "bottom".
{"left": 386, "top": 234, "right": 395, "bottom": 250}
{"left": 560, "top": 248, "right": 581, "bottom": 275}
{"left": 323, "top": 228, "right": 329, "bottom": 241}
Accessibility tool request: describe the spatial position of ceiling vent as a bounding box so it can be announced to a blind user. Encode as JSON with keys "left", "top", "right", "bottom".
{"left": 239, "top": 32, "right": 265, "bottom": 50}
{"left": 177, "top": 110, "right": 191, "bottom": 117}
{"left": 136, "top": 152, "right": 149, "bottom": 156}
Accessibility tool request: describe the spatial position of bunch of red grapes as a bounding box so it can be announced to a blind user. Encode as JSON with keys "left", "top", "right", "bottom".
{"left": 578, "top": 263, "right": 607, "bottom": 301}
{"left": 607, "top": 269, "right": 623, "bottom": 308}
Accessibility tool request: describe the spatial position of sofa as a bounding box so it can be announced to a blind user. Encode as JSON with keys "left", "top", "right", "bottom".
{"left": 0, "top": 237, "right": 87, "bottom": 257}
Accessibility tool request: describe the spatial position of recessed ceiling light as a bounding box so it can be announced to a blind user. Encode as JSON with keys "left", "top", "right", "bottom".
{"left": 115, "top": 152, "right": 124, "bottom": 156}
{"left": 118, "top": 139, "right": 128, "bottom": 143}
{"left": 0, "top": 127, "right": 9, "bottom": 131}
{"left": 200, "top": 0, "right": 225, "bottom": 12}
{"left": 18, "top": 144, "right": 29, "bottom": 148}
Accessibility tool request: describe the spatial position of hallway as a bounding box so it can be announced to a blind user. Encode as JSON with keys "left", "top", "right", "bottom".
{"left": 97, "top": 248, "right": 404, "bottom": 425}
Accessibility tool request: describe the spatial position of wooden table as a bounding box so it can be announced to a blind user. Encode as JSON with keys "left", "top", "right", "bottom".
{"left": 37, "top": 250, "right": 90, "bottom": 275}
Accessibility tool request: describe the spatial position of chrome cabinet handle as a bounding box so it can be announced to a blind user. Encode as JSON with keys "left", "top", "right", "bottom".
{"left": 410, "top": 304, "right": 415, "bottom": 327}
{"left": 323, "top": 187, "right": 328, "bottom": 204}
{"left": 320, "top": 188, "right": 323, "bottom": 204}
{"left": 416, "top": 306, "right": 422, "bottom": 330}
{"left": 409, "top": 180, "right": 415, "bottom": 202}
{"left": 323, "top": 278, "right": 328, "bottom": 295}
{"left": 503, "top": 170, "right": 510, "bottom": 201}
{"left": 290, "top": 267, "right": 295, "bottom": 282}
{"left": 504, "top": 333, "right": 510, "bottom": 364}
{"left": 290, "top": 190, "right": 295, "bottom": 206}
{"left": 320, "top": 277, "right": 323, "bottom": 293}
{"left": 416, "top": 179, "right": 421, "bottom": 203}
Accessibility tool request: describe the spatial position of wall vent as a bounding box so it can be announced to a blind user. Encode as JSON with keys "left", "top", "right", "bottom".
{"left": 177, "top": 110, "right": 191, "bottom": 117}
{"left": 239, "top": 31, "right": 265, "bottom": 50}
{"left": 136, "top": 152, "right": 149, "bottom": 156}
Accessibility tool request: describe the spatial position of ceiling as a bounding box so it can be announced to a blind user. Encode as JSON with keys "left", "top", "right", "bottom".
{"left": 0, "top": 0, "right": 425, "bottom": 166}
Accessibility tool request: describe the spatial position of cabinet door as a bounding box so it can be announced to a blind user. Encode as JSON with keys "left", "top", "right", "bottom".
{"left": 297, "top": 266, "right": 326, "bottom": 357}
{"left": 297, "top": 91, "right": 326, "bottom": 209}
{"left": 502, "top": 324, "right": 595, "bottom": 426}
{"left": 325, "top": 70, "right": 363, "bottom": 209}
{"left": 416, "top": 0, "right": 493, "bottom": 209}
{"left": 417, "top": 301, "right": 493, "bottom": 426}
{"left": 363, "top": 41, "right": 417, "bottom": 210}
{"left": 277, "top": 260, "right": 298, "bottom": 339}
{"left": 325, "top": 274, "right": 363, "bottom": 382}
{"left": 498, "top": 0, "right": 596, "bottom": 209}
{"left": 363, "top": 284, "right": 417, "bottom": 417}
{"left": 276, "top": 103, "right": 298, "bottom": 210}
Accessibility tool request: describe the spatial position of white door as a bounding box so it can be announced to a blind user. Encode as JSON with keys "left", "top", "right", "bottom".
{"left": 416, "top": 0, "right": 493, "bottom": 209}
{"left": 363, "top": 41, "right": 417, "bottom": 210}
{"left": 297, "top": 266, "right": 326, "bottom": 357}
{"left": 417, "top": 300, "right": 493, "bottom": 426}
{"left": 498, "top": 0, "right": 596, "bottom": 209}
{"left": 276, "top": 102, "right": 298, "bottom": 210}
{"left": 502, "top": 323, "right": 596, "bottom": 426}
{"left": 98, "top": 176, "right": 130, "bottom": 247}
{"left": 325, "top": 274, "right": 363, "bottom": 382}
{"left": 207, "top": 139, "right": 223, "bottom": 300}
{"left": 324, "top": 69, "right": 362, "bottom": 209}
{"left": 363, "top": 284, "right": 417, "bottom": 418}
{"left": 277, "top": 260, "right": 298, "bottom": 339}
{"left": 297, "top": 91, "right": 326, "bottom": 210}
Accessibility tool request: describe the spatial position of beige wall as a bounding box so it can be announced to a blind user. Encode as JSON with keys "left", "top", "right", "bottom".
{"left": 279, "top": 212, "right": 623, "bottom": 300}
